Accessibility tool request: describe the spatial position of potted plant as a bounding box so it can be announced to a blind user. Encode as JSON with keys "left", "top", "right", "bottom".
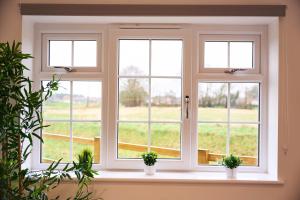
{"left": 141, "top": 152, "right": 158, "bottom": 175}
{"left": 222, "top": 154, "right": 242, "bottom": 179}
{"left": 0, "top": 41, "right": 98, "bottom": 199}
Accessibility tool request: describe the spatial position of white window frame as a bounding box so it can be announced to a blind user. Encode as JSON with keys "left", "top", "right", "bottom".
{"left": 190, "top": 26, "right": 268, "bottom": 173}
{"left": 106, "top": 25, "right": 192, "bottom": 170}
{"left": 31, "top": 23, "right": 269, "bottom": 173}
{"left": 41, "top": 33, "right": 102, "bottom": 73}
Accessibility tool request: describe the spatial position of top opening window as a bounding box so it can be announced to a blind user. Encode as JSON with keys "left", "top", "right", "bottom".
{"left": 42, "top": 33, "right": 101, "bottom": 72}
{"left": 199, "top": 34, "right": 260, "bottom": 74}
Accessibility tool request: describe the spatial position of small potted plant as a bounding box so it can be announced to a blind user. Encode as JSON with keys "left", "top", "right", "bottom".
{"left": 141, "top": 152, "right": 158, "bottom": 175}
{"left": 222, "top": 154, "right": 242, "bottom": 179}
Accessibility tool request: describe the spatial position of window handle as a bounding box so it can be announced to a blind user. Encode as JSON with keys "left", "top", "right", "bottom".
{"left": 53, "top": 66, "right": 74, "bottom": 72}
{"left": 185, "top": 95, "right": 190, "bottom": 119}
{"left": 224, "top": 68, "right": 248, "bottom": 74}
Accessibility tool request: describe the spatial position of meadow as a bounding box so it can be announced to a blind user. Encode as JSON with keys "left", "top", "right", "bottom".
{"left": 42, "top": 103, "right": 258, "bottom": 165}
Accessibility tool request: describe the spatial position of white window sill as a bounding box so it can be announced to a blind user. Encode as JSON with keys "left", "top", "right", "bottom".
{"left": 74, "top": 170, "right": 283, "bottom": 185}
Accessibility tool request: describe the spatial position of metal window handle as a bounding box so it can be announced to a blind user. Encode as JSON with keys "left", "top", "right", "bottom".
{"left": 53, "top": 66, "right": 74, "bottom": 72}
{"left": 185, "top": 95, "right": 190, "bottom": 119}
{"left": 224, "top": 68, "right": 248, "bottom": 74}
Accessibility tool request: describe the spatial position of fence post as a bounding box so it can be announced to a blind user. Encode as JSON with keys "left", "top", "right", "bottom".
{"left": 94, "top": 137, "right": 100, "bottom": 163}
{"left": 198, "top": 149, "right": 209, "bottom": 164}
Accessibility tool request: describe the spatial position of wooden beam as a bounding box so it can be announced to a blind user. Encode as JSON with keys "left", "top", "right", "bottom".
{"left": 20, "top": 4, "right": 286, "bottom": 16}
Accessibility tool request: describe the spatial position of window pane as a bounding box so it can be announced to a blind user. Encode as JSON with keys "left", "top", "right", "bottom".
{"left": 49, "top": 41, "right": 72, "bottom": 66}
{"left": 198, "top": 123, "right": 227, "bottom": 165}
{"left": 230, "top": 42, "right": 253, "bottom": 69}
{"left": 119, "top": 78, "right": 149, "bottom": 121}
{"left": 151, "top": 123, "right": 181, "bottom": 159}
{"left": 204, "top": 42, "right": 228, "bottom": 68}
{"left": 72, "top": 122, "right": 101, "bottom": 164}
{"left": 151, "top": 40, "right": 182, "bottom": 76}
{"left": 73, "top": 41, "right": 97, "bottom": 67}
{"left": 230, "top": 83, "right": 259, "bottom": 122}
{"left": 198, "top": 83, "right": 228, "bottom": 121}
{"left": 230, "top": 124, "right": 258, "bottom": 166}
{"left": 73, "top": 81, "right": 102, "bottom": 120}
{"left": 119, "top": 40, "right": 149, "bottom": 76}
{"left": 42, "top": 121, "right": 70, "bottom": 163}
{"left": 43, "top": 81, "right": 70, "bottom": 120}
{"left": 118, "top": 123, "right": 148, "bottom": 159}
{"left": 151, "top": 78, "right": 181, "bottom": 121}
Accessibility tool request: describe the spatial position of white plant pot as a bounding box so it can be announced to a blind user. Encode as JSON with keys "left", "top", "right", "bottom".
{"left": 144, "top": 165, "right": 156, "bottom": 175}
{"left": 225, "top": 167, "right": 238, "bottom": 179}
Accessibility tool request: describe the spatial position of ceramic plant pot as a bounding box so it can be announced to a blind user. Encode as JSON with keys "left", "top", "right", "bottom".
{"left": 144, "top": 165, "right": 156, "bottom": 175}
{"left": 225, "top": 167, "right": 238, "bottom": 179}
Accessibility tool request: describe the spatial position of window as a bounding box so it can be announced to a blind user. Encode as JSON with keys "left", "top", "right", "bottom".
{"left": 117, "top": 39, "right": 183, "bottom": 159}
{"left": 199, "top": 34, "right": 260, "bottom": 74}
{"left": 41, "top": 81, "right": 102, "bottom": 164}
{"left": 33, "top": 24, "right": 269, "bottom": 172}
{"left": 42, "top": 33, "right": 101, "bottom": 72}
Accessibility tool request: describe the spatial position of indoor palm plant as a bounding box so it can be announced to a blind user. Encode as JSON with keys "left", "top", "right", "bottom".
{"left": 0, "top": 41, "right": 98, "bottom": 199}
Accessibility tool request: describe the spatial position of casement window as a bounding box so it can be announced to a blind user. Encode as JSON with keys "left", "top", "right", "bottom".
{"left": 41, "top": 33, "right": 102, "bottom": 72}
{"left": 198, "top": 34, "right": 260, "bottom": 74}
{"left": 194, "top": 30, "right": 267, "bottom": 171}
{"left": 106, "top": 28, "right": 191, "bottom": 170}
{"left": 33, "top": 24, "right": 268, "bottom": 172}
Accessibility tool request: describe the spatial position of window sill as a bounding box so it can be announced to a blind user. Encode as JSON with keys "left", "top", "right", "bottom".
{"left": 73, "top": 170, "right": 283, "bottom": 185}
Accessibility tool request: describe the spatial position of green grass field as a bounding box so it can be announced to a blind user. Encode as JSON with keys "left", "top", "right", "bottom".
{"left": 42, "top": 104, "right": 258, "bottom": 165}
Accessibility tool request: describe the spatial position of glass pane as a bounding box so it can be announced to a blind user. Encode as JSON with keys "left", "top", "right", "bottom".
{"left": 73, "top": 81, "right": 102, "bottom": 120}
{"left": 118, "top": 123, "right": 148, "bottom": 159}
{"left": 74, "top": 41, "right": 97, "bottom": 67}
{"left": 230, "top": 42, "right": 253, "bottom": 69}
{"left": 198, "top": 123, "right": 227, "bottom": 165}
{"left": 151, "top": 40, "right": 182, "bottom": 76}
{"left": 49, "top": 41, "right": 72, "bottom": 66}
{"left": 119, "top": 78, "right": 149, "bottom": 121}
{"left": 43, "top": 81, "right": 70, "bottom": 120}
{"left": 42, "top": 121, "right": 70, "bottom": 163}
{"left": 230, "top": 124, "right": 258, "bottom": 166}
{"left": 151, "top": 78, "right": 181, "bottom": 121}
{"left": 119, "top": 40, "right": 149, "bottom": 76}
{"left": 198, "top": 83, "right": 228, "bottom": 121}
{"left": 151, "top": 123, "right": 181, "bottom": 159}
{"left": 204, "top": 42, "right": 228, "bottom": 68}
{"left": 230, "top": 83, "right": 259, "bottom": 122}
{"left": 72, "top": 122, "right": 101, "bottom": 164}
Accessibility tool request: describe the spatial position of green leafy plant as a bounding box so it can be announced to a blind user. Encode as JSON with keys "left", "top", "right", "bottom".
{"left": 222, "top": 154, "right": 242, "bottom": 169}
{"left": 0, "top": 41, "right": 98, "bottom": 200}
{"left": 73, "top": 149, "right": 100, "bottom": 200}
{"left": 141, "top": 152, "right": 158, "bottom": 166}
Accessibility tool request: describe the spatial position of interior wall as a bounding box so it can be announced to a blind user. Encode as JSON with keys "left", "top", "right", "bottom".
{"left": 1, "top": 0, "right": 300, "bottom": 199}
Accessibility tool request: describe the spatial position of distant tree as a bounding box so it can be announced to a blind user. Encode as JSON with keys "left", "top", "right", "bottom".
{"left": 151, "top": 90, "right": 179, "bottom": 107}
{"left": 230, "top": 91, "right": 240, "bottom": 107}
{"left": 119, "top": 66, "right": 148, "bottom": 107}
